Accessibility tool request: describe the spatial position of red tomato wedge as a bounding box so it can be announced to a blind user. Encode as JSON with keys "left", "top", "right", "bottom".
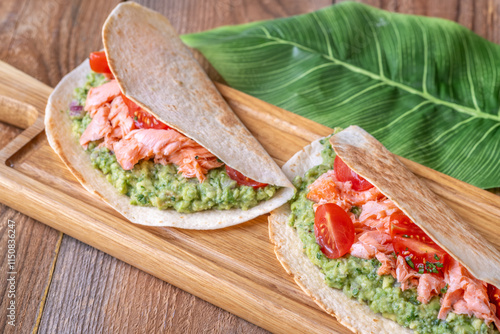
{"left": 393, "top": 235, "right": 448, "bottom": 275}
{"left": 314, "top": 203, "right": 355, "bottom": 259}
{"left": 89, "top": 51, "right": 112, "bottom": 74}
{"left": 225, "top": 166, "right": 267, "bottom": 189}
{"left": 389, "top": 213, "right": 435, "bottom": 244}
{"left": 390, "top": 212, "right": 412, "bottom": 237}
{"left": 120, "top": 93, "right": 170, "bottom": 130}
{"left": 121, "top": 93, "right": 141, "bottom": 115}
{"left": 334, "top": 156, "right": 374, "bottom": 191}
{"left": 487, "top": 284, "right": 500, "bottom": 318}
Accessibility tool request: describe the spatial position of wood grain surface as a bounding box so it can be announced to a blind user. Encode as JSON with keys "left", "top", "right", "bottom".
{"left": 0, "top": 122, "right": 63, "bottom": 334}
{"left": 1, "top": 1, "right": 500, "bottom": 333}
{"left": 0, "top": 59, "right": 499, "bottom": 334}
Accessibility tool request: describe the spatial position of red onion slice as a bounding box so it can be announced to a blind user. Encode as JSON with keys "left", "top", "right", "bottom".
{"left": 69, "top": 101, "right": 84, "bottom": 117}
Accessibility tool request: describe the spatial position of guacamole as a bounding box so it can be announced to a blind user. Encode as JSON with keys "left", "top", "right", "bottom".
{"left": 288, "top": 137, "right": 498, "bottom": 334}
{"left": 69, "top": 73, "right": 278, "bottom": 213}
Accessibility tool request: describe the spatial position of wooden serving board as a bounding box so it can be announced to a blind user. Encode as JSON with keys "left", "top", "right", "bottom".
{"left": 1, "top": 60, "right": 500, "bottom": 334}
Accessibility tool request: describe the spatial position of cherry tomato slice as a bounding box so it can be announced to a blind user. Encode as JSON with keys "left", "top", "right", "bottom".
{"left": 334, "top": 156, "right": 374, "bottom": 191}
{"left": 314, "top": 203, "right": 355, "bottom": 259}
{"left": 121, "top": 93, "right": 170, "bottom": 130}
{"left": 393, "top": 235, "right": 448, "bottom": 275}
{"left": 225, "top": 165, "right": 268, "bottom": 189}
{"left": 121, "top": 93, "right": 141, "bottom": 115}
{"left": 487, "top": 284, "right": 500, "bottom": 319}
{"left": 89, "top": 51, "right": 112, "bottom": 74}
{"left": 389, "top": 213, "right": 434, "bottom": 244}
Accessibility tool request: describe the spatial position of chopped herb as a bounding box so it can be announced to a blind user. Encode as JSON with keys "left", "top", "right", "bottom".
{"left": 425, "top": 261, "right": 439, "bottom": 274}
{"left": 441, "top": 284, "right": 449, "bottom": 294}
{"left": 367, "top": 271, "right": 378, "bottom": 280}
{"left": 403, "top": 234, "right": 409, "bottom": 238}
{"left": 195, "top": 155, "right": 199, "bottom": 160}
{"left": 434, "top": 254, "right": 440, "bottom": 261}
{"left": 405, "top": 255, "right": 415, "bottom": 269}
{"left": 424, "top": 261, "right": 443, "bottom": 274}
{"left": 171, "top": 196, "right": 176, "bottom": 201}
{"left": 406, "top": 308, "right": 418, "bottom": 320}
{"left": 134, "top": 116, "right": 138, "bottom": 121}
{"left": 418, "top": 268, "right": 424, "bottom": 274}
{"left": 316, "top": 253, "right": 322, "bottom": 260}
{"left": 350, "top": 206, "right": 362, "bottom": 218}
{"left": 407, "top": 295, "right": 421, "bottom": 306}
{"left": 136, "top": 194, "right": 147, "bottom": 205}
{"left": 391, "top": 251, "right": 397, "bottom": 259}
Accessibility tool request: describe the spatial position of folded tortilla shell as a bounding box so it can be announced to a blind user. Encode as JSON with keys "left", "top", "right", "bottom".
{"left": 103, "top": 2, "right": 291, "bottom": 187}
{"left": 268, "top": 138, "right": 412, "bottom": 334}
{"left": 45, "top": 3, "right": 294, "bottom": 229}
{"left": 269, "top": 126, "right": 500, "bottom": 332}
{"left": 330, "top": 126, "right": 500, "bottom": 287}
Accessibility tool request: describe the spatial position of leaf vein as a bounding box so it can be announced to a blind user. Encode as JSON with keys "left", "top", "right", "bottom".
{"left": 260, "top": 27, "right": 272, "bottom": 38}
{"left": 466, "top": 123, "right": 500, "bottom": 159}
{"left": 418, "top": 116, "right": 478, "bottom": 151}
{"left": 421, "top": 24, "right": 429, "bottom": 95}
{"left": 253, "top": 62, "right": 339, "bottom": 93}
{"left": 462, "top": 31, "right": 481, "bottom": 112}
{"left": 359, "top": 10, "right": 384, "bottom": 78}
{"left": 312, "top": 12, "right": 333, "bottom": 59}
{"left": 372, "top": 100, "right": 432, "bottom": 135}
{"left": 257, "top": 34, "right": 500, "bottom": 122}
{"left": 335, "top": 82, "right": 385, "bottom": 107}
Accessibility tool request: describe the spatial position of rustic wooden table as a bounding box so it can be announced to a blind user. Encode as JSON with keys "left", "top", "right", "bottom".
{"left": 1, "top": 1, "right": 499, "bottom": 333}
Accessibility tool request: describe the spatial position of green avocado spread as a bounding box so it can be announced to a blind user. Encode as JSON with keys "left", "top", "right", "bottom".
{"left": 69, "top": 73, "right": 278, "bottom": 213}
{"left": 288, "top": 137, "right": 498, "bottom": 334}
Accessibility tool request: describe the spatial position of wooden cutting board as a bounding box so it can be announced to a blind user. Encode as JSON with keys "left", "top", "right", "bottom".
{"left": 1, "top": 60, "right": 499, "bottom": 334}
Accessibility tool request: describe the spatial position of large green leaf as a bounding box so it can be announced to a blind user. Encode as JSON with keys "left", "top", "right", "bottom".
{"left": 182, "top": 2, "right": 500, "bottom": 189}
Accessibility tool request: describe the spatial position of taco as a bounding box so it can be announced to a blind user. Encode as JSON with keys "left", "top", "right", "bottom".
{"left": 45, "top": 2, "right": 294, "bottom": 229}
{"left": 269, "top": 126, "right": 500, "bottom": 333}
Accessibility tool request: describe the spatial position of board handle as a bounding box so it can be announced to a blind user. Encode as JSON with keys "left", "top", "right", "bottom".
{"left": 0, "top": 95, "right": 44, "bottom": 164}
{"left": 0, "top": 95, "right": 38, "bottom": 129}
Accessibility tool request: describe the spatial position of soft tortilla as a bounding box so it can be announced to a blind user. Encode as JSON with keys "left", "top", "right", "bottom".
{"left": 270, "top": 207, "right": 412, "bottom": 334}
{"left": 103, "top": 2, "right": 290, "bottom": 187}
{"left": 45, "top": 3, "right": 294, "bottom": 229}
{"left": 269, "top": 127, "right": 500, "bottom": 333}
{"left": 330, "top": 126, "right": 500, "bottom": 287}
